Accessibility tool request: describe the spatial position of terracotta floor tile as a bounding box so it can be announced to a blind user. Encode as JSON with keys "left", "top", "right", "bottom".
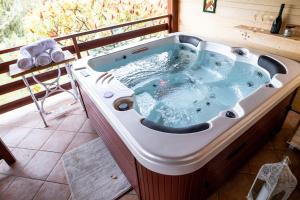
{"left": 119, "top": 194, "right": 139, "bottom": 200}
{"left": 18, "top": 129, "right": 53, "bottom": 150}
{"left": 41, "top": 131, "right": 75, "bottom": 153}
{"left": 33, "top": 182, "right": 70, "bottom": 200}
{"left": 218, "top": 173, "right": 254, "bottom": 200}
{"left": 47, "top": 160, "right": 68, "bottom": 184}
{"left": 56, "top": 114, "right": 86, "bottom": 132}
{"left": 35, "top": 116, "right": 66, "bottom": 130}
{"left": 0, "top": 177, "right": 43, "bottom": 200}
{"left": 248, "top": 148, "right": 281, "bottom": 174}
{"left": 42, "top": 93, "right": 78, "bottom": 111}
{"left": 0, "top": 125, "right": 12, "bottom": 138}
{"left": 33, "top": 94, "right": 82, "bottom": 130}
{"left": 128, "top": 190, "right": 137, "bottom": 195}
{"left": 42, "top": 104, "right": 76, "bottom": 116}
{"left": 0, "top": 104, "right": 35, "bottom": 120}
{"left": 79, "top": 119, "right": 96, "bottom": 134}
{"left": 0, "top": 111, "right": 41, "bottom": 128}
{"left": 0, "top": 111, "right": 26, "bottom": 126}
{"left": 11, "top": 112, "right": 42, "bottom": 128}
{"left": 0, "top": 148, "right": 37, "bottom": 176}
{"left": 2, "top": 127, "right": 32, "bottom": 147}
{"left": 65, "top": 133, "right": 98, "bottom": 152}
{"left": 23, "top": 151, "right": 61, "bottom": 180}
{"left": 69, "top": 102, "right": 85, "bottom": 115}
{"left": 0, "top": 173, "right": 15, "bottom": 193}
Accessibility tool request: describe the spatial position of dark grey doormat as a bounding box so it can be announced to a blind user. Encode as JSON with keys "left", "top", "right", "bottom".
{"left": 62, "top": 138, "right": 131, "bottom": 200}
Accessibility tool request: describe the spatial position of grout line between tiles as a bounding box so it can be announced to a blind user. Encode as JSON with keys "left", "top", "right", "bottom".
{"left": 0, "top": 170, "right": 69, "bottom": 185}
{"left": 0, "top": 174, "right": 17, "bottom": 195}
{"left": 12, "top": 146, "right": 65, "bottom": 155}
{"left": 17, "top": 131, "right": 53, "bottom": 151}
{"left": 31, "top": 180, "right": 46, "bottom": 200}
{"left": 44, "top": 153, "right": 64, "bottom": 184}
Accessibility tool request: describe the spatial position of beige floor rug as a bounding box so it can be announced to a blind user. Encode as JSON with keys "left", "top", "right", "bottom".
{"left": 62, "top": 138, "right": 131, "bottom": 200}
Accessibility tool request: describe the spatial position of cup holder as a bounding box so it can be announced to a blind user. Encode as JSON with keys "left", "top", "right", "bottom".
{"left": 232, "top": 47, "right": 249, "bottom": 57}
{"left": 225, "top": 111, "right": 236, "bottom": 118}
{"left": 118, "top": 103, "right": 129, "bottom": 111}
{"left": 114, "top": 98, "right": 134, "bottom": 111}
{"left": 266, "top": 83, "right": 274, "bottom": 88}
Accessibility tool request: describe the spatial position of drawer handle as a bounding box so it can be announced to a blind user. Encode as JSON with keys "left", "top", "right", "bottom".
{"left": 226, "top": 142, "right": 246, "bottom": 160}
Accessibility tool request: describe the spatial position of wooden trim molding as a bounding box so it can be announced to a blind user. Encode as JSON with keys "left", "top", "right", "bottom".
{"left": 168, "top": 0, "right": 179, "bottom": 32}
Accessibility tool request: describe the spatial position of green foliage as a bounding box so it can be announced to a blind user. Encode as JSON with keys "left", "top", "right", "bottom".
{"left": 0, "top": 0, "right": 42, "bottom": 50}
{"left": 24, "top": 0, "right": 167, "bottom": 41}
{"left": 0, "top": 0, "right": 167, "bottom": 51}
{"left": 0, "top": 0, "right": 23, "bottom": 40}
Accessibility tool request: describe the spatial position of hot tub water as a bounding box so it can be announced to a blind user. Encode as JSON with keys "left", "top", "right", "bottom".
{"left": 94, "top": 44, "right": 271, "bottom": 128}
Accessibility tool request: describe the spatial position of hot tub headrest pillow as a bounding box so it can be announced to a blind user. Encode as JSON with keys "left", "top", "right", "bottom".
{"left": 179, "top": 35, "right": 202, "bottom": 47}
{"left": 141, "top": 118, "right": 210, "bottom": 134}
{"left": 258, "top": 55, "right": 287, "bottom": 78}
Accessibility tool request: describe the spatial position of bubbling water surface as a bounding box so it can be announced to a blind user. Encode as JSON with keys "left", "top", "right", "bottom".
{"left": 99, "top": 44, "right": 270, "bottom": 128}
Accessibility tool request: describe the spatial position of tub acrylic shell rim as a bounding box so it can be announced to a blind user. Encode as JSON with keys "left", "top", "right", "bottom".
{"left": 72, "top": 33, "right": 300, "bottom": 175}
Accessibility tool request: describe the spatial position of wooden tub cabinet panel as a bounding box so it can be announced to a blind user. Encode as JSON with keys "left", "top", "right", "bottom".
{"left": 78, "top": 83, "right": 294, "bottom": 200}
{"left": 204, "top": 93, "right": 293, "bottom": 195}
{"left": 136, "top": 162, "right": 206, "bottom": 200}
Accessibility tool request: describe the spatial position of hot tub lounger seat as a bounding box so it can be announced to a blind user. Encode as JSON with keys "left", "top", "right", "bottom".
{"left": 258, "top": 55, "right": 287, "bottom": 78}
{"left": 178, "top": 35, "right": 202, "bottom": 47}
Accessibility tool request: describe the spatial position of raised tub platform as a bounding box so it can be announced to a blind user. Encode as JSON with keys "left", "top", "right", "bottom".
{"left": 72, "top": 33, "right": 300, "bottom": 199}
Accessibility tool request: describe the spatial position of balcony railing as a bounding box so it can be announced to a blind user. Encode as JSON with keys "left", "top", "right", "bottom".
{"left": 0, "top": 14, "right": 171, "bottom": 114}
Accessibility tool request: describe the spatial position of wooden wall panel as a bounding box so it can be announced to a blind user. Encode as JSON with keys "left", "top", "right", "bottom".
{"left": 178, "top": 0, "right": 300, "bottom": 61}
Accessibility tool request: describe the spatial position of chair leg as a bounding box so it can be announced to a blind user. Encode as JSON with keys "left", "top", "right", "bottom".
{"left": 0, "top": 139, "right": 16, "bottom": 165}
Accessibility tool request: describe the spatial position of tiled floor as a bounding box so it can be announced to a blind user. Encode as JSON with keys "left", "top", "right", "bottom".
{"left": 0, "top": 94, "right": 97, "bottom": 200}
{"left": 0, "top": 92, "right": 299, "bottom": 200}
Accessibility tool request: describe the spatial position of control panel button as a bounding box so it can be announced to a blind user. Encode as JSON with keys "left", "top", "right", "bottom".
{"left": 80, "top": 70, "right": 90, "bottom": 77}
{"left": 103, "top": 91, "right": 114, "bottom": 98}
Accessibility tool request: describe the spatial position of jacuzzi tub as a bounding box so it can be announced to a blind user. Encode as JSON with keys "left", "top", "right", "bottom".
{"left": 72, "top": 33, "right": 300, "bottom": 199}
